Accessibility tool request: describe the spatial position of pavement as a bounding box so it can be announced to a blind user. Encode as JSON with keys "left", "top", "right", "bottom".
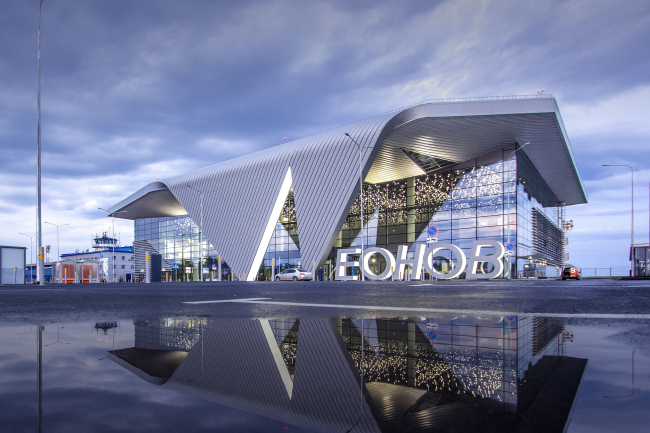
{"left": 1, "top": 279, "right": 650, "bottom": 325}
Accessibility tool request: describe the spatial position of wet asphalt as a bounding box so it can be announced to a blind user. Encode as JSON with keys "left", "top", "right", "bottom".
{"left": 1, "top": 278, "right": 649, "bottom": 325}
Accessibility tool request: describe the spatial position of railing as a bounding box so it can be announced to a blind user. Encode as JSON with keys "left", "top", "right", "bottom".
{"left": 581, "top": 268, "right": 613, "bottom": 278}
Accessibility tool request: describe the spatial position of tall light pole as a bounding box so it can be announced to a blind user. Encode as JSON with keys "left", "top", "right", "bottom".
{"left": 603, "top": 164, "right": 634, "bottom": 276}
{"left": 44, "top": 221, "right": 69, "bottom": 261}
{"left": 99, "top": 208, "right": 127, "bottom": 282}
{"left": 20, "top": 233, "right": 35, "bottom": 281}
{"left": 344, "top": 133, "right": 370, "bottom": 282}
{"left": 506, "top": 142, "right": 530, "bottom": 280}
{"left": 36, "top": 0, "right": 45, "bottom": 284}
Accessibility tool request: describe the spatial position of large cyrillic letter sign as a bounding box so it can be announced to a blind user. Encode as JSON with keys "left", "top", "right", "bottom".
{"left": 465, "top": 240, "right": 505, "bottom": 280}
{"left": 336, "top": 248, "right": 360, "bottom": 279}
{"left": 422, "top": 242, "right": 467, "bottom": 280}
{"left": 394, "top": 244, "right": 426, "bottom": 280}
{"left": 336, "top": 240, "right": 507, "bottom": 281}
{"left": 362, "top": 247, "right": 395, "bottom": 280}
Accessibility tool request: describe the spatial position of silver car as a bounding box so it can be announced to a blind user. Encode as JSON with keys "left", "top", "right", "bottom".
{"left": 275, "top": 268, "right": 312, "bottom": 281}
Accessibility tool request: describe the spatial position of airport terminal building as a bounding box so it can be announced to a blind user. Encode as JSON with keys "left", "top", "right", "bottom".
{"left": 108, "top": 96, "right": 586, "bottom": 281}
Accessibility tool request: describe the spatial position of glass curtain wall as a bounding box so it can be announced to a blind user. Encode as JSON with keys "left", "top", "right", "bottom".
{"left": 328, "top": 148, "right": 518, "bottom": 278}
{"left": 134, "top": 216, "right": 228, "bottom": 282}
{"left": 328, "top": 146, "right": 562, "bottom": 279}
{"left": 258, "top": 189, "right": 301, "bottom": 280}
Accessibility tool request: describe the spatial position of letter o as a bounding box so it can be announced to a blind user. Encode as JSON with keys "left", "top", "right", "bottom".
{"left": 423, "top": 243, "right": 467, "bottom": 280}
{"left": 362, "top": 247, "right": 395, "bottom": 281}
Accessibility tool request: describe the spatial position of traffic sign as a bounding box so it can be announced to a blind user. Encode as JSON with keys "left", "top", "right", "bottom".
{"left": 426, "top": 237, "right": 438, "bottom": 244}
{"left": 505, "top": 316, "right": 515, "bottom": 321}
{"left": 172, "top": 263, "right": 179, "bottom": 270}
{"left": 427, "top": 226, "right": 438, "bottom": 237}
{"left": 100, "top": 252, "right": 103, "bottom": 258}
{"left": 505, "top": 251, "right": 514, "bottom": 256}
{"left": 505, "top": 243, "right": 514, "bottom": 251}
{"left": 426, "top": 323, "right": 438, "bottom": 330}
{"left": 427, "top": 330, "right": 438, "bottom": 340}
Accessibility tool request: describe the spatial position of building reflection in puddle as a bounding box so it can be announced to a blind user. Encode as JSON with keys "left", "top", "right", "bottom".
{"left": 109, "top": 315, "right": 587, "bottom": 433}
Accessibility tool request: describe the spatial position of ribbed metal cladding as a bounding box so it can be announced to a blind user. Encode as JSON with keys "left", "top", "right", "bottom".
{"left": 110, "top": 98, "right": 587, "bottom": 279}
{"left": 162, "top": 113, "right": 397, "bottom": 279}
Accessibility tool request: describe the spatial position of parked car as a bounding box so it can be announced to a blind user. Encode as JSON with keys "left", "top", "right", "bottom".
{"left": 561, "top": 265, "right": 581, "bottom": 280}
{"left": 275, "top": 268, "right": 312, "bottom": 281}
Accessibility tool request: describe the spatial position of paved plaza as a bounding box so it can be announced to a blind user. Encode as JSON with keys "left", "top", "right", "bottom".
{"left": 1, "top": 278, "right": 649, "bottom": 325}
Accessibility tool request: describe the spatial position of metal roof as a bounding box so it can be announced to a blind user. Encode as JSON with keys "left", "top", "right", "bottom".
{"left": 108, "top": 97, "right": 586, "bottom": 280}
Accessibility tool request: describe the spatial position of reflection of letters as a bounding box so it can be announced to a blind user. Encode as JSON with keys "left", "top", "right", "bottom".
{"left": 465, "top": 240, "right": 505, "bottom": 279}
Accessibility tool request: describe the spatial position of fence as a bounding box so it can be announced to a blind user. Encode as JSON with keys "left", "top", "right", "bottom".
{"left": 580, "top": 268, "right": 613, "bottom": 278}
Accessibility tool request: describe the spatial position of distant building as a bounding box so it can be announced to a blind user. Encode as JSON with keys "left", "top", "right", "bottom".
{"left": 631, "top": 243, "right": 649, "bottom": 277}
{"left": 60, "top": 233, "right": 134, "bottom": 282}
{"left": 1, "top": 245, "right": 26, "bottom": 284}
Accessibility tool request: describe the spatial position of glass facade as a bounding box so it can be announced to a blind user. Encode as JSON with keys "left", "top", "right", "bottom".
{"left": 259, "top": 190, "right": 302, "bottom": 280}
{"left": 309, "top": 147, "right": 562, "bottom": 279}
{"left": 133, "top": 146, "right": 564, "bottom": 280}
{"left": 134, "top": 216, "right": 229, "bottom": 282}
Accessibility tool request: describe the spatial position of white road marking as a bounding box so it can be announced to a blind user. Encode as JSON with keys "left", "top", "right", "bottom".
{"left": 184, "top": 297, "right": 271, "bottom": 304}
{"left": 182, "top": 298, "right": 650, "bottom": 319}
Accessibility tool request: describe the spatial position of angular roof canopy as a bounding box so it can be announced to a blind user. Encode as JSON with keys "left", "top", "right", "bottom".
{"left": 109, "top": 96, "right": 586, "bottom": 279}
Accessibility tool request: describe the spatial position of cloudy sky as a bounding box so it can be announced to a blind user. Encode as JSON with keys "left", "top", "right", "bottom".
{"left": 1, "top": 0, "right": 649, "bottom": 273}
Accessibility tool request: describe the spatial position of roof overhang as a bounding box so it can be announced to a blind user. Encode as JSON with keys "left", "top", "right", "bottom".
{"left": 107, "top": 181, "right": 187, "bottom": 220}
{"left": 367, "top": 98, "right": 587, "bottom": 205}
{"left": 108, "top": 97, "right": 586, "bottom": 224}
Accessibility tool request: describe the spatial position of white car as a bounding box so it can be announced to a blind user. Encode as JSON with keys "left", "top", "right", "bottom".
{"left": 275, "top": 268, "right": 312, "bottom": 281}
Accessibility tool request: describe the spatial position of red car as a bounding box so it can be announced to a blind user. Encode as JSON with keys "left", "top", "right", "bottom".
{"left": 561, "top": 265, "right": 581, "bottom": 280}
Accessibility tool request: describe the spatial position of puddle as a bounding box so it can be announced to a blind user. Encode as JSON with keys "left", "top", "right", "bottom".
{"left": 1, "top": 315, "right": 648, "bottom": 432}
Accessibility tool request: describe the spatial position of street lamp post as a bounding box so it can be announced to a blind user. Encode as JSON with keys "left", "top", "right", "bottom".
{"left": 603, "top": 164, "right": 634, "bottom": 276}
{"left": 506, "top": 142, "right": 530, "bottom": 280}
{"left": 20, "top": 232, "right": 35, "bottom": 282}
{"left": 36, "top": 0, "right": 45, "bottom": 285}
{"left": 44, "top": 221, "right": 69, "bottom": 261}
{"left": 99, "top": 208, "right": 127, "bottom": 282}
{"left": 344, "top": 133, "right": 370, "bottom": 282}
